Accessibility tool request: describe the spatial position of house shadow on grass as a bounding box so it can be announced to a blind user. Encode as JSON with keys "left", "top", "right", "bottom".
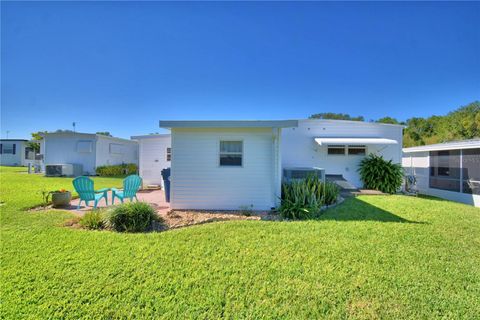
{"left": 318, "top": 197, "right": 426, "bottom": 224}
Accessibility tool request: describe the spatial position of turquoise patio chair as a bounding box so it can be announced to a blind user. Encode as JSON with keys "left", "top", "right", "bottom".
{"left": 112, "top": 175, "right": 142, "bottom": 205}
{"left": 72, "top": 176, "right": 109, "bottom": 209}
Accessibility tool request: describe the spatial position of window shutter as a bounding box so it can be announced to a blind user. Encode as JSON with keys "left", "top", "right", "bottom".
{"left": 13, "top": 143, "right": 16, "bottom": 155}
{"left": 0, "top": 144, "right": 2, "bottom": 154}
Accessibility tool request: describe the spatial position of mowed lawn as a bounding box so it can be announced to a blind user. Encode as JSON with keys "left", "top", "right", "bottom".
{"left": 1, "top": 167, "right": 479, "bottom": 319}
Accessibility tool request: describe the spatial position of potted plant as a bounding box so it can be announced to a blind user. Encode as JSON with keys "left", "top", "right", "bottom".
{"left": 42, "top": 189, "right": 72, "bottom": 208}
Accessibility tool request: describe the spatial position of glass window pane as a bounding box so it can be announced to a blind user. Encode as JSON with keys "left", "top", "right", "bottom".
{"left": 220, "top": 155, "right": 242, "bottom": 166}
{"left": 166, "top": 147, "right": 171, "bottom": 161}
{"left": 2, "top": 143, "right": 14, "bottom": 154}
{"left": 328, "top": 145, "right": 345, "bottom": 155}
{"left": 348, "top": 146, "right": 366, "bottom": 155}
{"left": 220, "top": 141, "right": 242, "bottom": 153}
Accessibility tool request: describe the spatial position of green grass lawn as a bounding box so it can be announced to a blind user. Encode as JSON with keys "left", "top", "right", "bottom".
{"left": 1, "top": 166, "right": 479, "bottom": 319}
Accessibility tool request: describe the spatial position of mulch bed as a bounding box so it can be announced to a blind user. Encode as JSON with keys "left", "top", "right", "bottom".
{"left": 159, "top": 210, "right": 262, "bottom": 229}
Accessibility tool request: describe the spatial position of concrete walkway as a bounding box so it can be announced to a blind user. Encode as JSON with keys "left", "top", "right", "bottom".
{"left": 68, "top": 189, "right": 170, "bottom": 214}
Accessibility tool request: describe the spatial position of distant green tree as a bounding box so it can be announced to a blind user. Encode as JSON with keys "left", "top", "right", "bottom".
{"left": 27, "top": 131, "right": 48, "bottom": 153}
{"left": 309, "top": 113, "right": 364, "bottom": 121}
{"left": 96, "top": 132, "right": 113, "bottom": 137}
{"left": 376, "top": 117, "right": 400, "bottom": 125}
{"left": 403, "top": 101, "right": 480, "bottom": 147}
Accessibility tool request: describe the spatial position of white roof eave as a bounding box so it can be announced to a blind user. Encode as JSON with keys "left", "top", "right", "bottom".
{"left": 314, "top": 137, "right": 398, "bottom": 145}
{"left": 159, "top": 120, "right": 298, "bottom": 129}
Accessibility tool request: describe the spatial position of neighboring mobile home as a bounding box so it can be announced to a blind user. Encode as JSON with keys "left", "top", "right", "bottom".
{"left": 40, "top": 132, "right": 138, "bottom": 175}
{"left": 131, "top": 134, "right": 171, "bottom": 187}
{"left": 156, "top": 119, "right": 403, "bottom": 211}
{"left": 403, "top": 140, "right": 480, "bottom": 207}
{"left": 0, "top": 139, "right": 39, "bottom": 167}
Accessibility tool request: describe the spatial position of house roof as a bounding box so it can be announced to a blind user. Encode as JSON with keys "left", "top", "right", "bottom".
{"left": 159, "top": 120, "right": 298, "bottom": 129}
{"left": 131, "top": 134, "right": 171, "bottom": 140}
{"left": 41, "top": 132, "right": 137, "bottom": 144}
{"left": 299, "top": 119, "right": 406, "bottom": 128}
{"left": 0, "top": 139, "right": 29, "bottom": 142}
{"left": 403, "top": 139, "right": 480, "bottom": 153}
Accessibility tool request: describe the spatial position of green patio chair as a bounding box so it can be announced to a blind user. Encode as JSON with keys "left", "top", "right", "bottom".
{"left": 72, "top": 176, "right": 109, "bottom": 209}
{"left": 112, "top": 175, "right": 142, "bottom": 205}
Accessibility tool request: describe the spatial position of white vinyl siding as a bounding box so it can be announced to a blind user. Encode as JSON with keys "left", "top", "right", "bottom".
{"left": 170, "top": 128, "right": 278, "bottom": 210}
{"left": 282, "top": 120, "right": 403, "bottom": 188}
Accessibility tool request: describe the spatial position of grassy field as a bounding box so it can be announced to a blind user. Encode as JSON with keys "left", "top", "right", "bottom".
{"left": 1, "top": 166, "right": 479, "bottom": 319}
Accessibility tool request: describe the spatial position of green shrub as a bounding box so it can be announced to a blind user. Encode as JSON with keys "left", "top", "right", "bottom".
{"left": 96, "top": 163, "right": 138, "bottom": 176}
{"left": 106, "top": 202, "right": 161, "bottom": 232}
{"left": 358, "top": 154, "right": 403, "bottom": 194}
{"left": 79, "top": 211, "right": 105, "bottom": 230}
{"left": 279, "top": 176, "right": 340, "bottom": 220}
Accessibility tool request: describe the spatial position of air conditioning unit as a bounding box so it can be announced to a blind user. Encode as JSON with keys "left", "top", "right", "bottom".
{"left": 45, "top": 164, "right": 83, "bottom": 177}
{"left": 283, "top": 167, "right": 325, "bottom": 183}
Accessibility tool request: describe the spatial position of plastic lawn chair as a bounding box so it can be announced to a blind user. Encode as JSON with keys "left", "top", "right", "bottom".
{"left": 72, "top": 176, "right": 109, "bottom": 209}
{"left": 112, "top": 175, "right": 142, "bottom": 205}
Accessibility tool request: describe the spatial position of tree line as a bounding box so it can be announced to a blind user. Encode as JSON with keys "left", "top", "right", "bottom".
{"left": 309, "top": 101, "right": 480, "bottom": 147}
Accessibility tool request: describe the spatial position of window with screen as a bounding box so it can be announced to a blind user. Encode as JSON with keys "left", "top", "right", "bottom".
{"left": 25, "top": 147, "right": 35, "bottom": 160}
{"left": 1, "top": 143, "right": 15, "bottom": 154}
{"left": 429, "top": 150, "right": 461, "bottom": 192}
{"left": 109, "top": 143, "right": 124, "bottom": 154}
{"left": 327, "top": 145, "right": 345, "bottom": 155}
{"left": 462, "top": 148, "right": 480, "bottom": 195}
{"left": 166, "top": 147, "right": 171, "bottom": 161}
{"left": 77, "top": 141, "right": 93, "bottom": 153}
{"left": 219, "top": 141, "right": 243, "bottom": 166}
{"left": 348, "top": 145, "right": 366, "bottom": 155}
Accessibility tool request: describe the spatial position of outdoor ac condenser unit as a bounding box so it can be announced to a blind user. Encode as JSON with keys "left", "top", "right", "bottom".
{"left": 283, "top": 167, "right": 325, "bottom": 183}
{"left": 45, "top": 164, "right": 83, "bottom": 177}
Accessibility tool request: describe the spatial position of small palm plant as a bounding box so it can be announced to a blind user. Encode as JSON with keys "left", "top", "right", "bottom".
{"left": 358, "top": 154, "right": 403, "bottom": 194}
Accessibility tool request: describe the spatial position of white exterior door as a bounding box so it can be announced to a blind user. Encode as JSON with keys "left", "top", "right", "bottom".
{"left": 138, "top": 137, "right": 171, "bottom": 187}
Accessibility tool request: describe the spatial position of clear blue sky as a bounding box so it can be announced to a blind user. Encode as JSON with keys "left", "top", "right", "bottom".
{"left": 1, "top": 1, "right": 479, "bottom": 139}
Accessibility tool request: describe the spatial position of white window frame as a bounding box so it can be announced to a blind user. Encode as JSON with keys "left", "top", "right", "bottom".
{"left": 219, "top": 140, "right": 243, "bottom": 167}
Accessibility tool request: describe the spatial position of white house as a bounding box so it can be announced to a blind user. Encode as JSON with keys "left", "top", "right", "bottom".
{"left": 0, "top": 139, "right": 39, "bottom": 167}
{"left": 40, "top": 132, "right": 139, "bottom": 175}
{"left": 155, "top": 119, "right": 404, "bottom": 211}
{"left": 282, "top": 119, "right": 403, "bottom": 188}
{"left": 159, "top": 120, "right": 297, "bottom": 210}
{"left": 403, "top": 140, "right": 480, "bottom": 207}
{"left": 131, "top": 134, "right": 171, "bottom": 187}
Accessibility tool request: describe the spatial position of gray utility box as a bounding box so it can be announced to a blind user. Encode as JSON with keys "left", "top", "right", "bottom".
{"left": 283, "top": 167, "right": 326, "bottom": 183}
{"left": 45, "top": 164, "right": 83, "bottom": 177}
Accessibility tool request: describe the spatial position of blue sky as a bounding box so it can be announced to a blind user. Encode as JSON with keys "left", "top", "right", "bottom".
{"left": 1, "top": 1, "right": 479, "bottom": 139}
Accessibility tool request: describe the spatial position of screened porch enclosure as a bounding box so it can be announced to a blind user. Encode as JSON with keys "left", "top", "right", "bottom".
{"left": 429, "top": 148, "right": 480, "bottom": 195}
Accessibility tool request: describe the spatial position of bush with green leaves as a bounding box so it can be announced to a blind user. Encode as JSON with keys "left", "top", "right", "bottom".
{"left": 279, "top": 176, "right": 340, "bottom": 219}
{"left": 358, "top": 153, "right": 403, "bottom": 194}
{"left": 79, "top": 211, "right": 105, "bottom": 230}
{"left": 95, "top": 163, "right": 138, "bottom": 176}
{"left": 105, "top": 202, "right": 161, "bottom": 232}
